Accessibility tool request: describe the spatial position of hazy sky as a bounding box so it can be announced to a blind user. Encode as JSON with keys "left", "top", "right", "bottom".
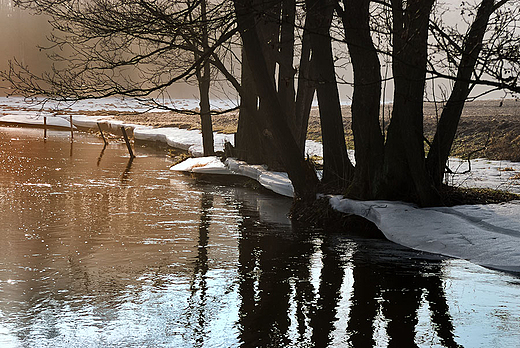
{"left": 0, "top": 1, "right": 507, "bottom": 102}
{"left": 0, "top": 5, "right": 51, "bottom": 95}
{"left": 0, "top": 3, "right": 203, "bottom": 99}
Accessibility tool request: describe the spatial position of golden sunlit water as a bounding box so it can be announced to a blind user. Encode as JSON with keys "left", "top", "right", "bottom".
{"left": 0, "top": 126, "right": 519, "bottom": 347}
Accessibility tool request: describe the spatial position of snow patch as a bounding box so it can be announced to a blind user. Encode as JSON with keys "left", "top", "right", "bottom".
{"left": 170, "top": 156, "right": 231, "bottom": 175}
{"left": 446, "top": 157, "right": 520, "bottom": 194}
{"left": 133, "top": 127, "right": 234, "bottom": 156}
{"left": 171, "top": 157, "right": 295, "bottom": 197}
{"left": 330, "top": 196, "right": 520, "bottom": 272}
{"left": 0, "top": 114, "right": 75, "bottom": 129}
{"left": 225, "top": 158, "right": 294, "bottom": 197}
{"left": 0, "top": 96, "right": 238, "bottom": 113}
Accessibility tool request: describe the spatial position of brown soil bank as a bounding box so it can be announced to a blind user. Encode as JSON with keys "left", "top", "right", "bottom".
{"left": 109, "top": 98, "right": 520, "bottom": 162}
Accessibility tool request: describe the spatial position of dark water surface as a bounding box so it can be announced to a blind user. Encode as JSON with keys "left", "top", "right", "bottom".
{"left": 0, "top": 127, "right": 519, "bottom": 348}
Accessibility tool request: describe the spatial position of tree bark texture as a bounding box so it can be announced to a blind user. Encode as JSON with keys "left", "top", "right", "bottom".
{"left": 306, "top": 0, "right": 354, "bottom": 190}
{"left": 382, "top": 0, "right": 441, "bottom": 206}
{"left": 198, "top": 73, "right": 214, "bottom": 156}
{"left": 294, "top": 26, "right": 316, "bottom": 155}
{"left": 234, "top": 0, "right": 282, "bottom": 168}
{"left": 196, "top": 0, "right": 214, "bottom": 156}
{"left": 235, "top": 0, "right": 315, "bottom": 162}
{"left": 341, "top": 0, "right": 385, "bottom": 199}
{"left": 278, "top": 0, "right": 297, "bottom": 129}
{"left": 234, "top": 0, "right": 319, "bottom": 202}
{"left": 235, "top": 52, "right": 266, "bottom": 164}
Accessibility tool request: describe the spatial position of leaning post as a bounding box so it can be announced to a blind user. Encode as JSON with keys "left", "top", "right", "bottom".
{"left": 97, "top": 122, "right": 108, "bottom": 145}
{"left": 69, "top": 115, "right": 74, "bottom": 141}
{"left": 120, "top": 126, "right": 135, "bottom": 158}
{"left": 43, "top": 116, "right": 47, "bottom": 140}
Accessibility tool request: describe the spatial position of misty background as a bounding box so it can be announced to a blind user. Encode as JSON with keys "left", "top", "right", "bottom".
{"left": 0, "top": 1, "right": 204, "bottom": 99}
{"left": 0, "top": 1, "right": 507, "bottom": 103}
{"left": 0, "top": 1, "right": 50, "bottom": 96}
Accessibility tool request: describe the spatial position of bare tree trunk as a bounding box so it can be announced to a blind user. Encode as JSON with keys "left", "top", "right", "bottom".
{"left": 198, "top": 74, "right": 214, "bottom": 156}
{"left": 197, "top": 0, "right": 214, "bottom": 156}
{"left": 340, "top": 0, "right": 384, "bottom": 199}
{"left": 278, "top": 0, "right": 297, "bottom": 131}
{"left": 256, "top": 0, "right": 285, "bottom": 170}
{"left": 235, "top": 51, "right": 265, "bottom": 164}
{"left": 306, "top": 0, "right": 354, "bottom": 190}
{"left": 233, "top": 0, "right": 315, "bottom": 163}
{"left": 383, "top": 0, "right": 441, "bottom": 206}
{"left": 294, "top": 19, "right": 316, "bottom": 156}
{"left": 234, "top": 0, "right": 319, "bottom": 202}
{"left": 426, "top": 0, "right": 496, "bottom": 187}
{"left": 234, "top": 0, "right": 284, "bottom": 169}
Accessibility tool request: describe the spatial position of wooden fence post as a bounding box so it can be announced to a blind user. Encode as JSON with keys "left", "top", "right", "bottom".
{"left": 43, "top": 116, "right": 47, "bottom": 140}
{"left": 70, "top": 115, "right": 74, "bottom": 141}
{"left": 121, "top": 126, "right": 135, "bottom": 158}
{"left": 97, "top": 122, "right": 108, "bottom": 145}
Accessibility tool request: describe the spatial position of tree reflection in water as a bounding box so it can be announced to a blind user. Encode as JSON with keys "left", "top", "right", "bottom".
{"left": 188, "top": 190, "right": 213, "bottom": 346}
{"left": 348, "top": 240, "right": 462, "bottom": 348}
{"left": 233, "top": 195, "right": 461, "bottom": 347}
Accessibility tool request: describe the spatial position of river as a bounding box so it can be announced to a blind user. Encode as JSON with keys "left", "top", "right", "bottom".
{"left": 0, "top": 126, "right": 519, "bottom": 347}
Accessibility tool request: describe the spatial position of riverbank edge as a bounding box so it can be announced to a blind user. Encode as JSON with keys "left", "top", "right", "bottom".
{"left": 4, "top": 113, "right": 520, "bottom": 207}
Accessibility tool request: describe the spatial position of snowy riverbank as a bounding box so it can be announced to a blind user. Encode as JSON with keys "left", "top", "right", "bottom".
{"left": 1, "top": 96, "right": 520, "bottom": 273}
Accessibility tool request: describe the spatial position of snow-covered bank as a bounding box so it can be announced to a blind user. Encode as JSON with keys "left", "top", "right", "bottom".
{"left": 171, "top": 157, "right": 295, "bottom": 197}
{"left": 0, "top": 99, "right": 237, "bottom": 156}
{"left": 134, "top": 127, "right": 234, "bottom": 157}
{"left": 330, "top": 196, "right": 520, "bottom": 273}
{"left": 0, "top": 96, "right": 238, "bottom": 113}
{"left": 445, "top": 157, "right": 520, "bottom": 194}
{"left": 0, "top": 114, "right": 76, "bottom": 129}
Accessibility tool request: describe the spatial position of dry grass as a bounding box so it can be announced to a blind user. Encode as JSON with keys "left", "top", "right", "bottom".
{"left": 106, "top": 98, "right": 520, "bottom": 162}
{"left": 441, "top": 185, "right": 520, "bottom": 206}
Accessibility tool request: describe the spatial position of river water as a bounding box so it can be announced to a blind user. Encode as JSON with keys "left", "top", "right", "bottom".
{"left": 0, "top": 126, "right": 519, "bottom": 348}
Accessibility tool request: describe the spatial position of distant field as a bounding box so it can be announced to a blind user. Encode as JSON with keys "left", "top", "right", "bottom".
{"left": 105, "top": 98, "right": 520, "bottom": 161}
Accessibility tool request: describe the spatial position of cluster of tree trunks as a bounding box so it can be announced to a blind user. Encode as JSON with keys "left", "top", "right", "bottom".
{"left": 234, "top": 0, "right": 319, "bottom": 202}
{"left": 233, "top": 0, "right": 509, "bottom": 206}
